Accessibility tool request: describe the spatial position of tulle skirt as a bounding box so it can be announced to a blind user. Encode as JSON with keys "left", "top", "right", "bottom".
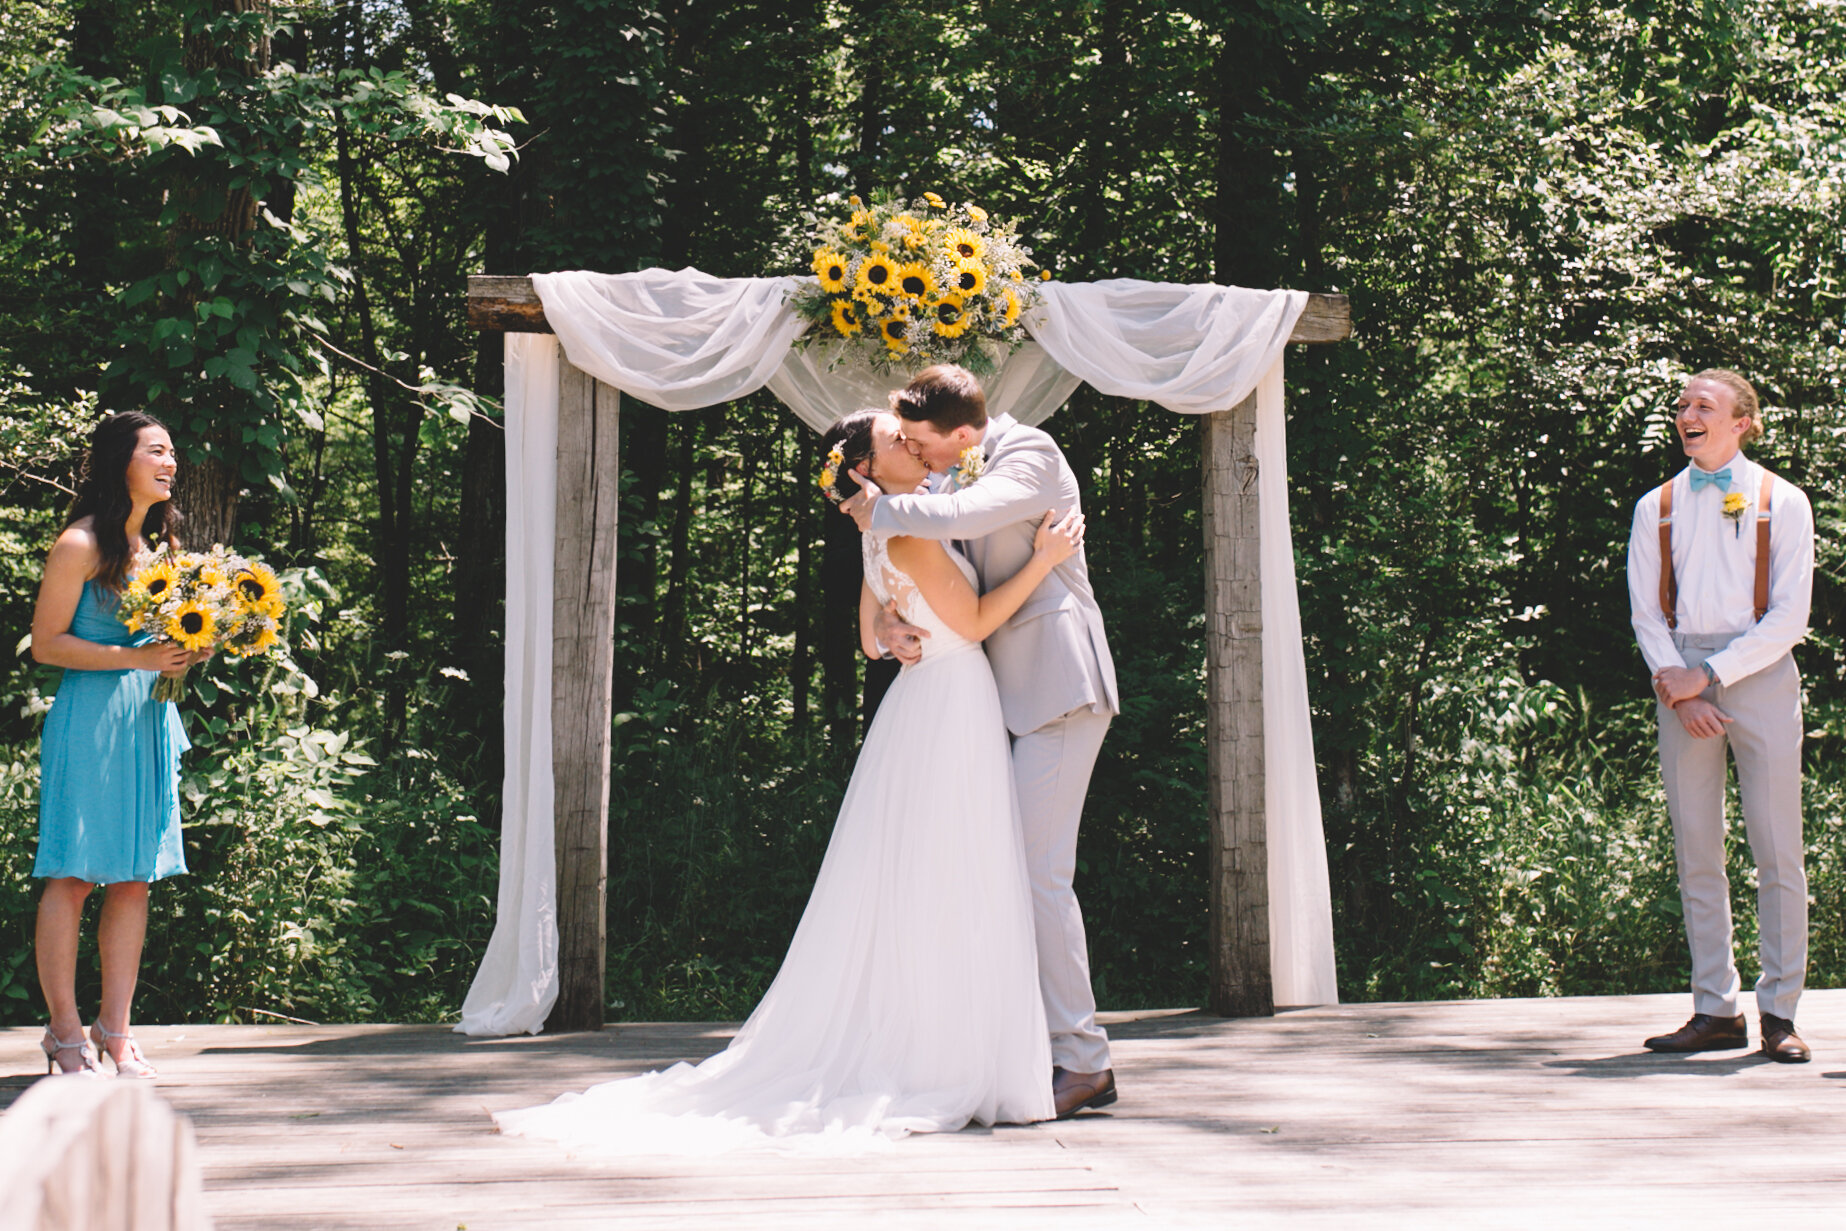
{"left": 495, "top": 640, "right": 1053, "bottom": 1154}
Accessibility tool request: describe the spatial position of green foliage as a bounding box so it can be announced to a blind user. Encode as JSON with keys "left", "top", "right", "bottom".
{"left": 3, "top": 0, "right": 1846, "bottom": 1029}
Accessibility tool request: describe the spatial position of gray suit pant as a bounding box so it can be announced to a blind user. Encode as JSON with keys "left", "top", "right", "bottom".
{"left": 1658, "top": 634, "right": 1807, "bottom": 1021}
{"left": 1013, "top": 707, "right": 1113, "bottom": 1073}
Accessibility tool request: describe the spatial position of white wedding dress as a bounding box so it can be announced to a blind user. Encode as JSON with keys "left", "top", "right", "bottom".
{"left": 494, "top": 535, "right": 1054, "bottom": 1154}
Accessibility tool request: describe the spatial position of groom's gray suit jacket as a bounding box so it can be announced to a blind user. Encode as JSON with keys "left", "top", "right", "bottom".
{"left": 870, "top": 413, "right": 1119, "bottom": 736}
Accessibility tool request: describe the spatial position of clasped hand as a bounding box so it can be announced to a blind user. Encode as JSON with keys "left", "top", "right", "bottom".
{"left": 137, "top": 642, "right": 214, "bottom": 677}
{"left": 1652, "top": 664, "right": 1732, "bottom": 739}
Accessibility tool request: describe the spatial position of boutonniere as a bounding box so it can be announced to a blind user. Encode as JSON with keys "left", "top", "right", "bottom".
{"left": 950, "top": 444, "right": 986, "bottom": 489}
{"left": 1722, "top": 491, "right": 1747, "bottom": 538}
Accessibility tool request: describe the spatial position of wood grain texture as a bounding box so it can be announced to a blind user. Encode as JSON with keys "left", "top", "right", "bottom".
{"left": 466, "top": 276, "right": 1353, "bottom": 344}
{"left": 1202, "top": 399, "right": 1272, "bottom": 1018}
{"left": 550, "top": 360, "right": 621, "bottom": 1031}
{"left": 4, "top": 992, "right": 1844, "bottom": 1230}
{"left": 0, "top": 1078, "right": 212, "bottom": 1231}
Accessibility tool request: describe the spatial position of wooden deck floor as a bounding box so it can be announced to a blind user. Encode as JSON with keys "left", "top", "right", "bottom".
{"left": 4, "top": 989, "right": 1845, "bottom": 1230}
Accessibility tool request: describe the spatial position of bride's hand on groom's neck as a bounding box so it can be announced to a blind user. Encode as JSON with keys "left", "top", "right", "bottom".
{"left": 840, "top": 466, "right": 883, "bottom": 532}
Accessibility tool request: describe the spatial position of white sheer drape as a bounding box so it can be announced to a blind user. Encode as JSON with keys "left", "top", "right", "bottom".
{"left": 456, "top": 334, "right": 560, "bottom": 1036}
{"left": 458, "top": 268, "right": 1339, "bottom": 1033}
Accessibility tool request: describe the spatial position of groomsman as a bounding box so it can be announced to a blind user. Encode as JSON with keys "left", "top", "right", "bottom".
{"left": 1627, "top": 369, "right": 1815, "bottom": 1062}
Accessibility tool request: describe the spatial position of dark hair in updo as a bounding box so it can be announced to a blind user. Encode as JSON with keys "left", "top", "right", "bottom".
{"left": 819, "top": 409, "right": 880, "bottom": 503}
{"left": 65, "top": 411, "right": 184, "bottom": 593}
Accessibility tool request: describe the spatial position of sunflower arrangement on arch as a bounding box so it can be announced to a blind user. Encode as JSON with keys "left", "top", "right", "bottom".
{"left": 117, "top": 545, "right": 289, "bottom": 701}
{"left": 791, "top": 192, "right": 1045, "bottom": 375}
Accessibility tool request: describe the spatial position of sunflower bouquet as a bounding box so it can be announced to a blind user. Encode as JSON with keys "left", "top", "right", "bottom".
{"left": 790, "top": 192, "right": 1046, "bottom": 375}
{"left": 117, "top": 546, "right": 286, "bottom": 702}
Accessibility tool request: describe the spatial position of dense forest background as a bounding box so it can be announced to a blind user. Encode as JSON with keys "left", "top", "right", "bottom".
{"left": 1, "top": 0, "right": 1841, "bottom": 1026}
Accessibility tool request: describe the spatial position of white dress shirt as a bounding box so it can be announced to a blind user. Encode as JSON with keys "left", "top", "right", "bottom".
{"left": 1627, "top": 454, "right": 1814, "bottom": 685}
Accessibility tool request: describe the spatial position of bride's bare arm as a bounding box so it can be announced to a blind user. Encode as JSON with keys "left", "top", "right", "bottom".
{"left": 885, "top": 510, "right": 1084, "bottom": 644}
{"left": 858, "top": 580, "right": 884, "bottom": 659}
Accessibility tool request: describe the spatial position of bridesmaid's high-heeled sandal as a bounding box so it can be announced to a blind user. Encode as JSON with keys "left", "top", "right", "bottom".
{"left": 90, "top": 1022, "right": 158, "bottom": 1079}
{"left": 41, "top": 1027, "right": 103, "bottom": 1076}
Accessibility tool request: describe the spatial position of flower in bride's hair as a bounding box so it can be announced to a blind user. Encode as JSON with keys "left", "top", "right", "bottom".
{"left": 818, "top": 445, "right": 847, "bottom": 503}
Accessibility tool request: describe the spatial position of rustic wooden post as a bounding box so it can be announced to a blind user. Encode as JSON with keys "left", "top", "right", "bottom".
{"left": 549, "top": 357, "right": 621, "bottom": 1031}
{"left": 1203, "top": 392, "right": 1272, "bottom": 1017}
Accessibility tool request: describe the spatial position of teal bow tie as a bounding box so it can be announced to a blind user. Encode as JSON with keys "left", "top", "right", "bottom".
{"left": 1689, "top": 467, "right": 1732, "bottom": 493}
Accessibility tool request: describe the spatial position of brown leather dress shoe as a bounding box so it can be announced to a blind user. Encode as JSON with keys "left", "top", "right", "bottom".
{"left": 1643, "top": 1012, "right": 1748, "bottom": 1053}
{"left": 1760, "top": 1014, "right": 1811, "bottom": 1063}
{"left": 1051, "top": 1067, "right": 1117, "bottom": 1119}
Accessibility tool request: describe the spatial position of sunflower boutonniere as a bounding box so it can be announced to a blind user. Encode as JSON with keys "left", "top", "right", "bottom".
{"left": 950, "top": 444, "right": 986, "bottom": 490}
{"left": 1722, "top": 490, "right": 1748, "bottom": 538}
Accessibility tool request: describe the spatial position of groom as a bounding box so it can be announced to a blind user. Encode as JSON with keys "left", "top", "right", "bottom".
{"left": 841, "top": 365, "right": 1121, "bottom": 1119}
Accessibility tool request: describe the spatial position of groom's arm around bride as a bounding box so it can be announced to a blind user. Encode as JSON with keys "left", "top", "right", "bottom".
{"left": 840, "top": 364, "right": 1122, "bottom": 1119}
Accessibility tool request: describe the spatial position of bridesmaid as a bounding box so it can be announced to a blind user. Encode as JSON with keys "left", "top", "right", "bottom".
{"left": 30, "top": 411, "right": 202, "bottom": 1077}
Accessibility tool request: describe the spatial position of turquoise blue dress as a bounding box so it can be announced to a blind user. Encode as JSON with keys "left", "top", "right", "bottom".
{"left": 34, "top": 580, "right": 190, "bottom": 883}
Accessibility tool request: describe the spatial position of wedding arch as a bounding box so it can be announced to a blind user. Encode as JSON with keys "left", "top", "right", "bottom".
{"left": 459, "top": 269, "right": 1352, "bottom": 1036}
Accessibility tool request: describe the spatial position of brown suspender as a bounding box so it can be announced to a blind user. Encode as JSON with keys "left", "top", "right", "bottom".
{"left": 1657, "top": 471, "right": 1775, "bottom": 630}
{"left": 1658, "top": 479, "right": 1677, "bottom": 630}
{"left": 1754, "top": 473, "right": 1774, "bottom": 621}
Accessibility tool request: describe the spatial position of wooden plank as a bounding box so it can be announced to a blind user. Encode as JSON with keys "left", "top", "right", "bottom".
{"left": 5, "top": 991, "right": 1846, "bottom": 1230}
{"left": 550, "top": 358, "right": 621, "bottom": 1031}
{"left": 469, "top": 273, "right": 552, "bottom": 332}
{"left": 465, "top": 275, "right": 1354, "bottom": 345}
{"left": 1201, "top": 396, "right": 1271, "bottom": 1018}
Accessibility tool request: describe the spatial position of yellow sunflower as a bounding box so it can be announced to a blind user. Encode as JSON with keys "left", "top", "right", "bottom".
{"left": 855, "top": 253, "right": 899, "bottom": 295}
{"left": 933, "top": 294, "right": 970, "bottom": 339}
{"left": 830, "top": 298, "right": 862, "bottom": 337}
{"left": 898, "top": 216, "right": 927, "bottom": 250}
{"left": 952, "top": 259, "right": 988, "bottom": 296}
{"left": 945, "top": 227, "right": 984, "bottom": 261}
{"left": 812, "top": 249, "right": 850, "bottom": 292}
{"left": 127, "top": 559, "right": 178, "bottom": 605}
{"left": 842, "top": 209, "right": 873, "bottom": 241}
{"left": 124, "top": 611, "right": 144, "bottom": 634}
{"left": 881, "top": 315, "right": 910, "bottom": 352}
{"left": 229, "top": 621, "right": 279, "bottom": 657}
{"left": 234, "top": 563, "right": 284, "bottom": 618}
{"left": 167, "top": 601, "right": 216, "bottom": 652}
{"left": 1001, "top": 285, "right": 1022, "bottom": 328}
{"left": 895, "top": 262, "right": 938, "bottom": 301}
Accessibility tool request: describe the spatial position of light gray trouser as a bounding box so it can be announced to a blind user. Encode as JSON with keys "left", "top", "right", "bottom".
{"left": 1657, "top": 633, "right": 1807, "bottom": 1021}
{"left": 1012, "top": 707, "right": 1113, "bottom": 1073}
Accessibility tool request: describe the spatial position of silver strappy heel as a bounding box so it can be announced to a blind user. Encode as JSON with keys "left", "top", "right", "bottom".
{"left": 90, "top": 1021, "right": 158, "bottom": 1079}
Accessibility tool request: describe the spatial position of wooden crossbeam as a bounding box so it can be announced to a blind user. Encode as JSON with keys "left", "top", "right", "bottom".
{"left": 465, "top": 275, "right": 1353, "bottom": 344}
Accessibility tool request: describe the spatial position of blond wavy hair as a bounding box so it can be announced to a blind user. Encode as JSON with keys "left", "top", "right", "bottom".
{"left": 1687, "top": 368, "right": 1764, "bottom": 447}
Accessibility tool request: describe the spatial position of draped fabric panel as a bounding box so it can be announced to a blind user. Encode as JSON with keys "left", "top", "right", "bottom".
{"left": 455, "top": 334, "right": 561, "bottom": 1037}
{"left": 1253, "top": 359, "right": 1338, "bottom": 1007}
{"left": 458, "top": 268, "right": 1338, "bottom": 1033}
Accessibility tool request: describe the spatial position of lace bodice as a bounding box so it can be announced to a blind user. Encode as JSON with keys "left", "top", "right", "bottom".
{"left": 864, "top": 534, "right": 979, "bottom": 662}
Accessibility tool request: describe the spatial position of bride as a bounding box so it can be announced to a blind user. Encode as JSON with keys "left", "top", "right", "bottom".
{"left": 494, "top": 408, "right": 1084, "bottom": 1153}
